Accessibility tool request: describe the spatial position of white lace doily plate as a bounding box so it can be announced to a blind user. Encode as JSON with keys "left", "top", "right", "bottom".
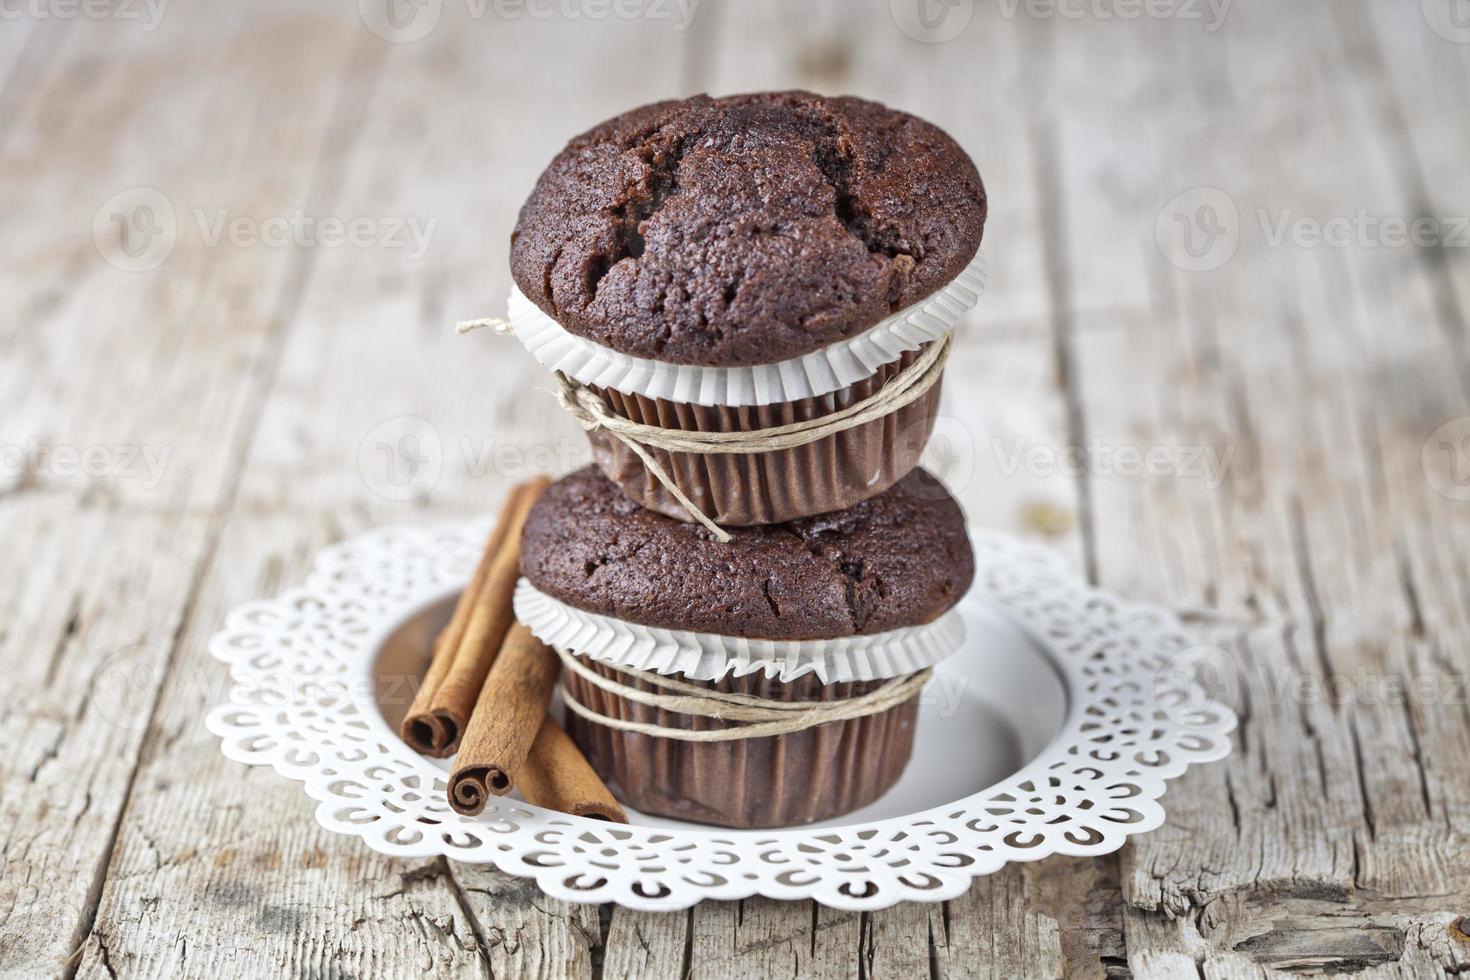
{"left": 206, "top": 522, "right": 1236, "bottom": 911}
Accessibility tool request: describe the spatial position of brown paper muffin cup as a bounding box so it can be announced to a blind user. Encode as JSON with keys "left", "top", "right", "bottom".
{"left": 588, "top": 345, "right": 943, "bottom": 527}
{"left": 561, "top": 657, "right": 921, "bottom": 829}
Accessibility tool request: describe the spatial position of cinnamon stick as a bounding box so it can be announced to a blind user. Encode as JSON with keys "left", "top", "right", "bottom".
{"left": 400, "top": 476, "right": 550, "bottom": 756}
{"left": 517, "top": 717, "right": 628, "bottom": 823}
{"left": 448, "top": 623, "right": 560, "bottom": 815}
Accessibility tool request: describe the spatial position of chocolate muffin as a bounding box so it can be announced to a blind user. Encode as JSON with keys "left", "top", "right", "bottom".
{"left": 516, "top": 466, "right": 974, "bottom": 828}
{"left": 521, "top": 465, "right": 974, "bottom": 639}
{"left": 510, "top": 91, "right": 988, "bottom": 367}
{"left": 505, "top": 92, "right": 988, "bottom": 527}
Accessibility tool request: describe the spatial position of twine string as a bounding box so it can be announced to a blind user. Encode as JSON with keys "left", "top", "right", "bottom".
{"left": 554, "top": 647, "right": 932, "bottom": 742}
{"left": 458, "top": 313, "right": 951, "bottom": 542}
{"left": 555, "top": 331, "right": 951, "bottom": 455}
{"left": 581, "top": 420, "right": 733, "bottom": 541}
{"left": 457, "top": 317, "right": 515, "bottom": 336}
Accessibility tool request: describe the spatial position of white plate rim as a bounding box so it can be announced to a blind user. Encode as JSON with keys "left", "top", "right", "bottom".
{"left": 206, "top": 521, "right": 1237, "bottom": 911}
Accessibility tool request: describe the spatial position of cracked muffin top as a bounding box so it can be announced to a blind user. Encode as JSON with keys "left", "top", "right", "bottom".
{"left": 509, "top": 91, "right": 986, "bottom": 368}
{"left": 520, "top": 466, "right": 974, "bottom": 640}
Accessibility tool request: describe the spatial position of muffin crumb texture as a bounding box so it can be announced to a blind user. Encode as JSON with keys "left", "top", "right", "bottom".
{"left": 520, "top": 466, "right": 975, "bottom": 639}
{"left": 510, "top": 91, "right": 986, "bottom": 366}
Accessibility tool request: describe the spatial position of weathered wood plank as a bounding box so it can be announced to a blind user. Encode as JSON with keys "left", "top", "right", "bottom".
{"left": 687, "top": 898, "right": 861, "bottom": 978}
{"left": 3, "top": 0, "right": 1463, "bottom": 976}
{"left": 447, "top": 865, "right": 601, "bottom": 978}
{"left": 0, "top": 6, "right": 381, "bottom": 975}
{"left": 601, "top": 908, "right": 690, "bottom": 979}
{"left": 0, "top": 16, "right": 53, "bottom": 158}
{"left": 1033, "top": 0, "right": 1470, "bottom": 974}
{"left": 1360, "top": 0, "right": 1470, "bottom": 379}
{"left": 73, "top": 4, "right": 698, "bottom": 979}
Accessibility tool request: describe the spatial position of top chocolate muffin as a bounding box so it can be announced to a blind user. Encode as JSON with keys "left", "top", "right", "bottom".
{"left": 510, "top": 91, "right": 986, "bottom": 367}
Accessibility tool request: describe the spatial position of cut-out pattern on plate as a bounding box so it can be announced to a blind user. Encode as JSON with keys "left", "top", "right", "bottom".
{"left": 207, "top": 523, "right": 1235, "bottom": 911}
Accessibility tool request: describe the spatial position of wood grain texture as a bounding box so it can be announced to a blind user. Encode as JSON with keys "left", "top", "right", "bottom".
{"left": 0, "top": 0, "right": 1465, "bottom": 977}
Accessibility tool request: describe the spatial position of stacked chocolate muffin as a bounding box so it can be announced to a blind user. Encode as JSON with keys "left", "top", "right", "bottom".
{"left": 505, "top": 92, "right": 986, "bottom": 828}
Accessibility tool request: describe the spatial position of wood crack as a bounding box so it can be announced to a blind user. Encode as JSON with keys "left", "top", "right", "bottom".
{"left": 1034, "top": 115, "right": 1096, "bottom": 585}
{"left": 440, "top": 862, "right": 493, "bottom": 973}
{"left": 1336, "top": 0, "right": 1470, "bottom": 394}
{"left": 58, "top": 25, "right": 394, "bottom": 980}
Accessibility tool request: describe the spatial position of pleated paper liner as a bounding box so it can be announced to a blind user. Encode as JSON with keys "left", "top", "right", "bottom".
{"left": 514, "top": 579, "right": 968, "bottom": 684}
{"left": 590, "top": 345, "right": 942, "bottom": 526}
{"left": 506, "top": 250, "right": 987, "bottom": 408}
{"left": 562, "top": 659, "right": 921, "bottom": 828}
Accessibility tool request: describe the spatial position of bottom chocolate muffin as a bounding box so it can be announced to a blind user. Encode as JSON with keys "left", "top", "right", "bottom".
{"left": 517, "top": 465, "right": 975, "bottom": 828}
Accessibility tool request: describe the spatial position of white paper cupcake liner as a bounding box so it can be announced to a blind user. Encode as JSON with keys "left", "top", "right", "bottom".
{"left": 515, "top": 578, "right": 967, "bottom": 684}
{"left": 506, "top": 250, "right": 987, "bottom": 408}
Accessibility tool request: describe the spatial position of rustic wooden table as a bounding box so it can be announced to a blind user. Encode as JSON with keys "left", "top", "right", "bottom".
{"left": 3, "top": 0, "right": 1468, "bottom": 976}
